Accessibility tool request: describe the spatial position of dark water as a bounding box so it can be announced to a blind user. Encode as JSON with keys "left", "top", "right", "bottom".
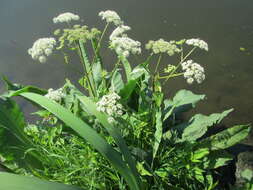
{"left": 0, "top": 0, "right": 253, "bottom": 143}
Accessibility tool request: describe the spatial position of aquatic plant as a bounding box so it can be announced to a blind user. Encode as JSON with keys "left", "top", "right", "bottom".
{"left": 0, "top": 10, "right": 251, "bottom": 190}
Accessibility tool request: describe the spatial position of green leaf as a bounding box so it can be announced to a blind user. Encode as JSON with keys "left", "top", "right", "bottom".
{"left": 199, "top": 124, "right": 251, "bottom": 150}
{"left": 0, "top": 98, "right": 42, "bottom": 170}
{"left": 0, "top": 172, "right": 82, "bottom": 190}
{"left": 191, "top": 148, "right": 209, "bottom": 162}
{"left": 92, "top": 60, "right": 102, "bottom": 87}
{"left": 163, "top": 89, "right": 205, "bottom": 121}
{"left": 203, "top": 150, "right": 233, "bottom": 169}
{"left": 19, "top": 92, "right": 141, "bottom": 190}
{"left": 1, "top": 76, "right": 46, "bottom": 98}
{"left": 111, "top": 70, "right": 124, "bottom": 93}
{"left": 136, "top": 162, "right": 152, "bottom": 176}
{"left": 180, "top": 109, "right": 233, "bottom": 141}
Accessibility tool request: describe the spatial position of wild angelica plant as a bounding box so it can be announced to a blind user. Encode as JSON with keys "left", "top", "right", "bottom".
{"left": 0, "top": 10, "right": 251, "bottom": 190}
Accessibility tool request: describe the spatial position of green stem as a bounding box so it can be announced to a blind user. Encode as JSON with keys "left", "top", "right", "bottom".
{"left": 158, "top": 72, "right": 184, "bottom": 79}
{"left": 154, "top": 54, "right": 162, "bottom": 74}
{"left": 96, "top": 23, "right": 109, "bottom": 51}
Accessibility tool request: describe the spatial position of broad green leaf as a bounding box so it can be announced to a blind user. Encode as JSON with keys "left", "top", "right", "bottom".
{"left": 163, "top": 90, "right": 205, "bottom": 121}
{"left": 198, "top": 124, "right": 251, "bottom": 150}
{"left": 180, "top": 109, "right": 233, "bottom": 141}
{"left": 19, "top": 92, "right": 141, "bottom": 190}
{"left": 1, "top": 76, "right": 46, "bottom": 98}
{"left": 203, "top": 150, "right": 233, "bottom": 169}
{"left": 0, "top": 172, "right": 82, "bottom": 190}
{"left": 92, "top": 60, "right": 102, "bottom": 87}
{"left": 111, "top": 70, "right": 124, "bottom": 93}
{"left": 0, "top": 98, "right": 42, "bottom": 170}
{"left": 78, "top": 96, "right": 142, "bottom": 189}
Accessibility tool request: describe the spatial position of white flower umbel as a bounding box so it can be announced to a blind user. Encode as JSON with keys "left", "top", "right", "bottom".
{"left": 28, "top": 38, "right": 56, "bottom": 63}
{"left": 186, "top": 38, "right": 208, "bottom": 51}
{"left": 45, "top": 88, "right": 65, "bottom": 102}
{"left": 109, "top": 25, "right": 131, "bottom": 40}
{"left": 96, "top": 92, "right": 124, "bottom": 123}
{"left": 110, "top": 37, "right": 141, "bottom": 57}
{"left": 109, "top": 25, "right": 141, "bottom": 57}
{"left": 53, "top": 12, "right": 80, "bottom": 24}
{"left": 98, "top": 10, "right": 123, "bottom": 26}
{"left": 145, "top": 39, "right": 181, "bottom": 56}
{"left": 181, "top": 60, "right": 205, "bottom": 84}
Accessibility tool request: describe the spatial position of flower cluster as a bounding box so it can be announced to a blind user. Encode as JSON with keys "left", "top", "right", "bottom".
{"left": 96, "top": 92, "right": 123, "bottom": 123}
{"left": 99, "top": 10, "right": 123, "bottom": 26}
{"left": 53, "top": 12, "right": 80, "bottom": 24}
{"left": 186, "top": 38, "right": 208, "bottom": 51}
{"left": 45, "top": 88, "right": 65, "bottom": 102}
{"left": 145, "top": 39, "right": 181, "bottom": 56}
{"left": 181, "top": 60, "right": 205, "bottom": 84}
{"left": 109, "top": 25, "right": 130, "bottom": 40}
{"left": 28, "top": 38, "right": 56, "bottom": 63}
{"left": 109, "top": 25, "right": 141, "bottom": 57}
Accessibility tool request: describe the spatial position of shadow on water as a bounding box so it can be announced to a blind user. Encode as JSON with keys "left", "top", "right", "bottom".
{"left": 0, "top": 0, "right": 253, "bottom": 143}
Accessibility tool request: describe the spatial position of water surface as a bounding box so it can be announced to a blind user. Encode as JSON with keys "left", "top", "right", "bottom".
{"left": 0, "top": 0, "right": 253, "bottom": 142}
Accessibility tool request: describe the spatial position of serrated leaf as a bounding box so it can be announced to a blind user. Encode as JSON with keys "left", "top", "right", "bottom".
{"left": 199, "top": 124, "right": 251, "bottom": 150}
{"left": 180, "top": 109, "right": 233, "bottom": 141}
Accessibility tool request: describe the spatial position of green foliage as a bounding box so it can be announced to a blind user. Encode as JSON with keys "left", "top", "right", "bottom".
{"left": 0, "top": 172, "right": 82, "bottom": 190}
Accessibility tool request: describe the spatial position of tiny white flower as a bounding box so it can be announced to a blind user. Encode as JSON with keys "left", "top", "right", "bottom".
{"left": 187, "top": 78, "right": 194, "bottom": 84}
{"left": 186, "top": 38, "right": 208, "bottom": 51}
{"left": 99, "top": 10, "right": 123, "bottom": 26}
{"left": 53, "top": 12, "right": 80, "bottom": 24}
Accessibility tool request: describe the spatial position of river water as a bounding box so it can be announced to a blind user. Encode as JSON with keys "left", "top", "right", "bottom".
{"left": 0, "top": 0, "right": 253, "bottom": 143}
